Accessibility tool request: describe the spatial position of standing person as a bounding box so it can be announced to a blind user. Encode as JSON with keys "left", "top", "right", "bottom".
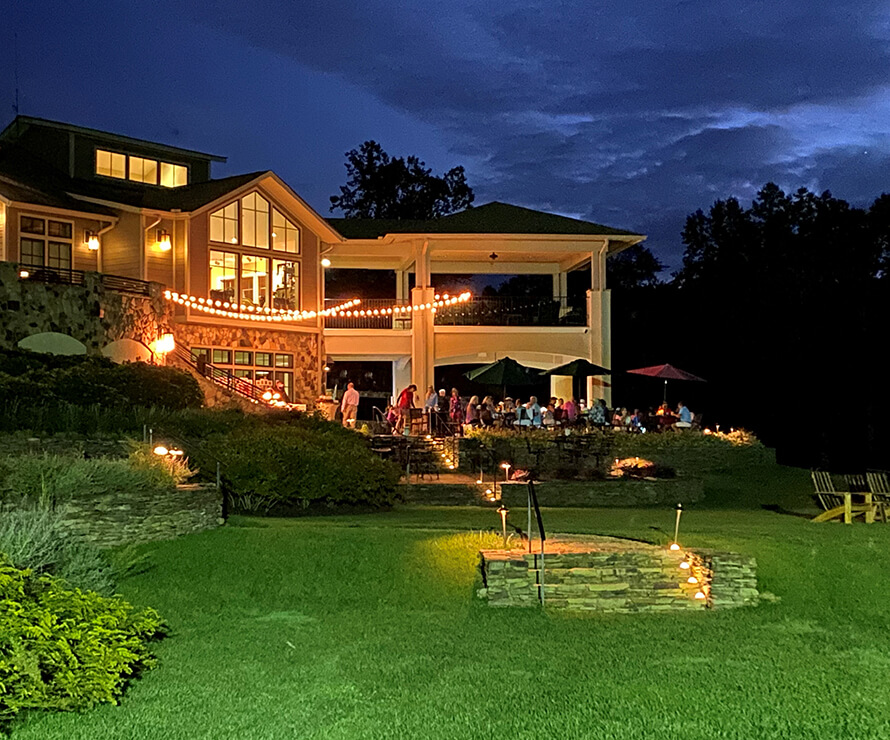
{"left": 465, "top": 395, "right": 481, "bottom": 427}
{"left": 562, "top": 397, "right": 577, "bottom": 422}
{"left": 449, "top": 388, "right": 463, "bottom": 430}
{"left": 396, "top": 383, "right": 417, "bottom": 433}
{"left": 340, "top": 382, "right": 360, "bottom": 428}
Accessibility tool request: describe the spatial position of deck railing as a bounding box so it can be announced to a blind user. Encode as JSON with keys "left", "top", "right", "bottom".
{"left": 18, "top": 265, "right": 152, "bottom": 295}
{"left": 324, "top": 296, "right": 587, "bottom": 328}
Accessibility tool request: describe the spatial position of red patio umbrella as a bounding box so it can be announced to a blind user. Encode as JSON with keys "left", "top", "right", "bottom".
{"left": 626, "top": 364, "right": 706, "bottom": 404}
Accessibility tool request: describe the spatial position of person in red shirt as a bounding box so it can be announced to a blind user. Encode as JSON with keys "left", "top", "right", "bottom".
{"left": 396, "top": 384, "right": 417, "bottom": 433}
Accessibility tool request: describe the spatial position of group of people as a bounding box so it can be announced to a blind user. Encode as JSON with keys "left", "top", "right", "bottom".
{"left": 343, "top": 380, "right": 695, "bottom": 435}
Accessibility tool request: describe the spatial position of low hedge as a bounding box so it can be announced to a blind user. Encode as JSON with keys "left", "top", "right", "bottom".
{"left": 0, "top": 556, "right": 165, "bottom": 728}
{"left": 195, "top": 416, "right": 401, "bottom": 513}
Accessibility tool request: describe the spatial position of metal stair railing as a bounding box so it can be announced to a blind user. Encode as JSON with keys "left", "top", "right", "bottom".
{"left": 173, "top": 346, "right": 269, "bottom": 405}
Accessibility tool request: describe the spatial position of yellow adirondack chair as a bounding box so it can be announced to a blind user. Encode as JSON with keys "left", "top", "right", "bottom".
{"left": 866, "top": 472, "right": 890, "bottom": 523}
{"left": 811, "top": 470, "right": 875, "bottom": 524}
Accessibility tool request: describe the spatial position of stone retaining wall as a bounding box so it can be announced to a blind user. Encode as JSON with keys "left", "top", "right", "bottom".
{"left": 478, "top": 535, "right": 758, "bottom": 613}
{"left": 0, "top": 262, "right": 171, "bottom": 353}
{"left": 3, "top": 484, "right": 223, "bottom": 548}
{"left": 399, "top": 478, "right": 703, "bottom": 508}
{"left": 500, "top": 478, "right": 703, "bottom": 507}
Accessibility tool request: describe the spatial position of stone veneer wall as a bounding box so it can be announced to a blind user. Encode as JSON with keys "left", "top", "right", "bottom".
{"left": 2, "top": 484, "right": 223, "bottom": 548}
{"left": 478, "top": 537, "right": 758, "bottom": 612}
{"left": 0, "top": 262, "right": 172, "bottom": 352}
{"left": 172, "top": 323, "right": 321, "bottom": 405}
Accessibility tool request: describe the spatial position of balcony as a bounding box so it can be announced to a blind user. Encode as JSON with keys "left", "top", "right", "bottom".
{"left": 323, "top": 296, "right": 587, "bottom": 329}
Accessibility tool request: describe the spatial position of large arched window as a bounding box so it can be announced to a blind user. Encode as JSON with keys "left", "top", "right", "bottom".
{"left": 208, "top": 192, "right": 301, "bottom": 310}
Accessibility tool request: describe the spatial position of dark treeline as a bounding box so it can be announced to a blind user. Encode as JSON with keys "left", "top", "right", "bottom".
{"left": 607, "top": 183, "right": 890, "bottom": 470}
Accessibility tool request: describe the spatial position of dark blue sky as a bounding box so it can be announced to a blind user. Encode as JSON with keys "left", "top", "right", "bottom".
{"left": 4, "top": 1, "right": 890, "bottom": 270}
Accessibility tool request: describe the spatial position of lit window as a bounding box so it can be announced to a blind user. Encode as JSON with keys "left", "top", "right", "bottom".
{"left": 129, "top": 156, "right": 159, "bottom": 184}
{"left": 209, "top": 250, "right": 237, "bottom": 303}
{"left": 255, "top": 352, "right": 273, "bottom": 367}
{"left": 275, "top": 354, "right": 293, "bottom": 368}
{"left": 234, "top": 368, "right": 253, "bottom": 380}
{"left": 210, "top": 203, "right": 239, "bottom": 244}
{"left": 212, "top": 349, "right": 231, "bottom": 365}
{"left": 275, "top": 371, "right": 293, "bottom": 399}
{"left": 234, "top": 351, "right": 253, "bottom": 365}
{"left": 19, "top": 216, "right": 72, "bottom": 270}
{"left": 96, "top": 149, "right": 126, "bottom": 179}
{"left": 241, "top": 193, "right": 269, "bottom": 249}
{"left": 160, "top": 162, "right": 188, "bottom": 188}
{"left": 272, "top": 259, "right": 299, "bottom": 310}
{"left": 240, "top": 254, "right": 269, "bottom": 306}
{"left": 272, "top": 209, "right": 299, "bottom": 253}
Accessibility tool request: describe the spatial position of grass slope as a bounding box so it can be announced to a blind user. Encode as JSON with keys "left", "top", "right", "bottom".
{"left": 15, "top": 465, "right": 890, "bottom": 739}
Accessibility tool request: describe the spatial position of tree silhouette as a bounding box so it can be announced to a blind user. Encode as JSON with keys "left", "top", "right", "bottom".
{"left": 330, "top": 140, "right": 474, "bottom": 219}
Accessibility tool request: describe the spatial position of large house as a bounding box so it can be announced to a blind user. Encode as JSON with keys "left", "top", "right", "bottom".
{"left": 0, "top": 116, "right": 644, "bottom": 406}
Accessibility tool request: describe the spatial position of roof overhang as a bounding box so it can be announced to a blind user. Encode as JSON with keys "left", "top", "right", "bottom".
{"left": 324, "top": 231, "right": 644, "bottom": 273}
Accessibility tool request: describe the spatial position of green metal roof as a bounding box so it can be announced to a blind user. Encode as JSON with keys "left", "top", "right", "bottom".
{"left": 326, "top": 202, "right": 641, "bottom": 239}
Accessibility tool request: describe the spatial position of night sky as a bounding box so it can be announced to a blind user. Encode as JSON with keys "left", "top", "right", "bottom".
{"left": 4, "top": 1, "right": 890, "bottom": 269}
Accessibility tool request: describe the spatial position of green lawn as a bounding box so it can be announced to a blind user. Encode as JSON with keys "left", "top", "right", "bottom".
{"left": 15, "top": 465, "right": 890, "bottom": 739}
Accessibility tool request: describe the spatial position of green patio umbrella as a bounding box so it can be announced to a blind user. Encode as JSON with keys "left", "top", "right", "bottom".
{"left": 464, "top": 357, "right": 540, "bottom": 396}
{"left": 539, "top": 359, "right": 611, "bottom": 378}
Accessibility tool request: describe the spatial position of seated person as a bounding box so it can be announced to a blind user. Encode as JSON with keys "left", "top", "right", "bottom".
{"left": 465, "top": 395, "right": 481, "bottom": 426}
{"left": 675, "top": 402, "right": 693, "bottom": 428}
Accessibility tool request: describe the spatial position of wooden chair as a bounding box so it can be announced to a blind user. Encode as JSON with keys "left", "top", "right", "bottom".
{"left": 811, "top": 471, "right": 875, "bottom": 524}
{"left": 866, "top": 472, "right": 890, "bottom": 523}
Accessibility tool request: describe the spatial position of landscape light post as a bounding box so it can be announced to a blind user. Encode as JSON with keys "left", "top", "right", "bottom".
{"left": 671, "top": 503, "right": 683, "bottom": 550}
{"left": 497, "top": 505, "right": 509, "bottom": 549}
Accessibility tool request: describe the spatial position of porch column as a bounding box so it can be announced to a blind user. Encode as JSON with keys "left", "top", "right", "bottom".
{"left": 587, "top": 240, "right": 612, "bottom": 405}
{"left": 396, "top": 270, "right": 410, "bottom": 302}
{"left": 552, "top": 271, "right": 568, "bottom": 316}
{"left": 410, "top": 286, "right": 435, "bottom": 393}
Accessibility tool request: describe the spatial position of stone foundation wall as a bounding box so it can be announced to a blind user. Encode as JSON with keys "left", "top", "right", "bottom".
{"left": 3, "top": 484, "right": 223, "bottom": 548}
{"left": 478, "top": 536, "right": 758, "bottom": 612}
{"left": 172, "top": 322, "right": 321, "bottom": 404}
{"left": 0, "top": 262, "right": 172, "bottom": 352}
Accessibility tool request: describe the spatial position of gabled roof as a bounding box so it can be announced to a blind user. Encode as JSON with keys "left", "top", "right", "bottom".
{"left": 0, "top": 116, "right": 226, "bottom": 162}
{"left": 326, "top": 201, "right": 641, "bottom": 239}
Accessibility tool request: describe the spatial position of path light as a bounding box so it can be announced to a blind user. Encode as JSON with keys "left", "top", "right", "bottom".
{"left": 694, "top": 591, "right": 706, "bottom": 600}
{"left": 687, "top": 576, "right": 698, "bottom": 584}
{"left": 669, "top": 503, "right": 683, "bottom": 550}
{"left": 168, "top": 449, "right": 184, "bottom": 457}
{"left": 501, "top": 461, "right": 512, "bottom": 483}
{"left": 679, "top": 561, "right": 690, "bottom": 570}
{"left": 153, "top": 446, "right": 169, "bottom": 456}
{"left": 262, "top": 391, "right": 273, "bottom": 401}
{"left": 497, "top": 505, "right": 509, "bottom": 548}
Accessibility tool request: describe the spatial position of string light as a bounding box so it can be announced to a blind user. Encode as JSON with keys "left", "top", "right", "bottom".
{"left": 163, "top": 290, "right": 472, "bottom": 323}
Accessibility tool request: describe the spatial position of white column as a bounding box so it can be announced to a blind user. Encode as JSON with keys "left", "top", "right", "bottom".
{"left": 587, "top": 240, "right": 612, "bottom": 405}
{"left": 393, "top": 357, "right": 412, "bottom": 404}
{"left": 552, "top": 271, "right": 568, "bottom": 316}
{"left": 410, "top": 286, "right": 435, "bottom": 393}
{"left": 396, "top": 270, "right": 410, "bottom": 302}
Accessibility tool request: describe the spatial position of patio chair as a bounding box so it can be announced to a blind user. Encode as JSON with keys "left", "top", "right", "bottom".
{"left": 866, "top": 472, "right": 890, "bottom": 523}
{"left": 811, "top": 470, "right": 875, "bottom": 524}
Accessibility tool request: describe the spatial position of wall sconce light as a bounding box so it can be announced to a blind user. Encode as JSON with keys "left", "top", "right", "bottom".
{"left": 85, "top": 230, "right": 100, "bottom": 251}
{"left": 157, "top": 229, "right": 172, "bottom": 252}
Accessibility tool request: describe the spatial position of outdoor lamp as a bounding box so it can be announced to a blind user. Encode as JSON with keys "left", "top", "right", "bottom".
{"left": 152, "top": 333, "right": 175, "bottom": 355}
{"left": 157, "top": 229, "right": 172, "bottom": 252}
{"left": 501, "top": 461, "right": 512, "bottom": 482}
{"left": 85, "top": 230, "right": 100, "bottom": 250}
{"left": 497, "top": 505, "right": 509, "bottom": 548}
{"left": 262, "top": 391, "right": 273, "bottom": 401}
{"left": 153, "top": 445, "right": 169, "bottom": 456}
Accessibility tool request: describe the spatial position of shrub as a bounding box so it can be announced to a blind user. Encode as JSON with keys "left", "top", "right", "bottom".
{"left": 0, "top": 453, "right": 179, "bottom": 506}
{"left": 0, "top": 508, "right": 116, "bottom": 595}
{"left": 195, "top": 417, "right": 401, "bottom": 512}
{"left": 612, "top": 429, "right": 773, "bottom": 475}
{"left": 0, "top": 556, "right": 164, "bottom": 727}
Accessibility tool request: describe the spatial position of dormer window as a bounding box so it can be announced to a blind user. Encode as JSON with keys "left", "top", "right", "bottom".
{"left": 95, "top": 149, "right": 188, "bottom": 187}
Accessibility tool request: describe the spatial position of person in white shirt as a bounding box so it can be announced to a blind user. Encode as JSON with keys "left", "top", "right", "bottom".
{"left": 340, "top": 382, "right": 360, "bottom": 428}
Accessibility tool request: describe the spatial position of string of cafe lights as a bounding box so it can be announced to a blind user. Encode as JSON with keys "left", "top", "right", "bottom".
{"left": 162, "top": 290, "right": 472, "bottom": 323}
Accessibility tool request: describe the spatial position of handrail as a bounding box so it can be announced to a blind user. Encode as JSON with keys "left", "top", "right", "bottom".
{"left": 173, "top": 346, "right": 269, "bottom": 405}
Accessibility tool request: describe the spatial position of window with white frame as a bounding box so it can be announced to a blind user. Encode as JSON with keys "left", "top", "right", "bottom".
{"left": 19, "top": 215, "right": 73, "bottom": 270}
{"left": 208, "top": 193, "right": 302, "bottom": 310}
{"left": 95, "top": 149, "right": 188, "bottom": 187}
